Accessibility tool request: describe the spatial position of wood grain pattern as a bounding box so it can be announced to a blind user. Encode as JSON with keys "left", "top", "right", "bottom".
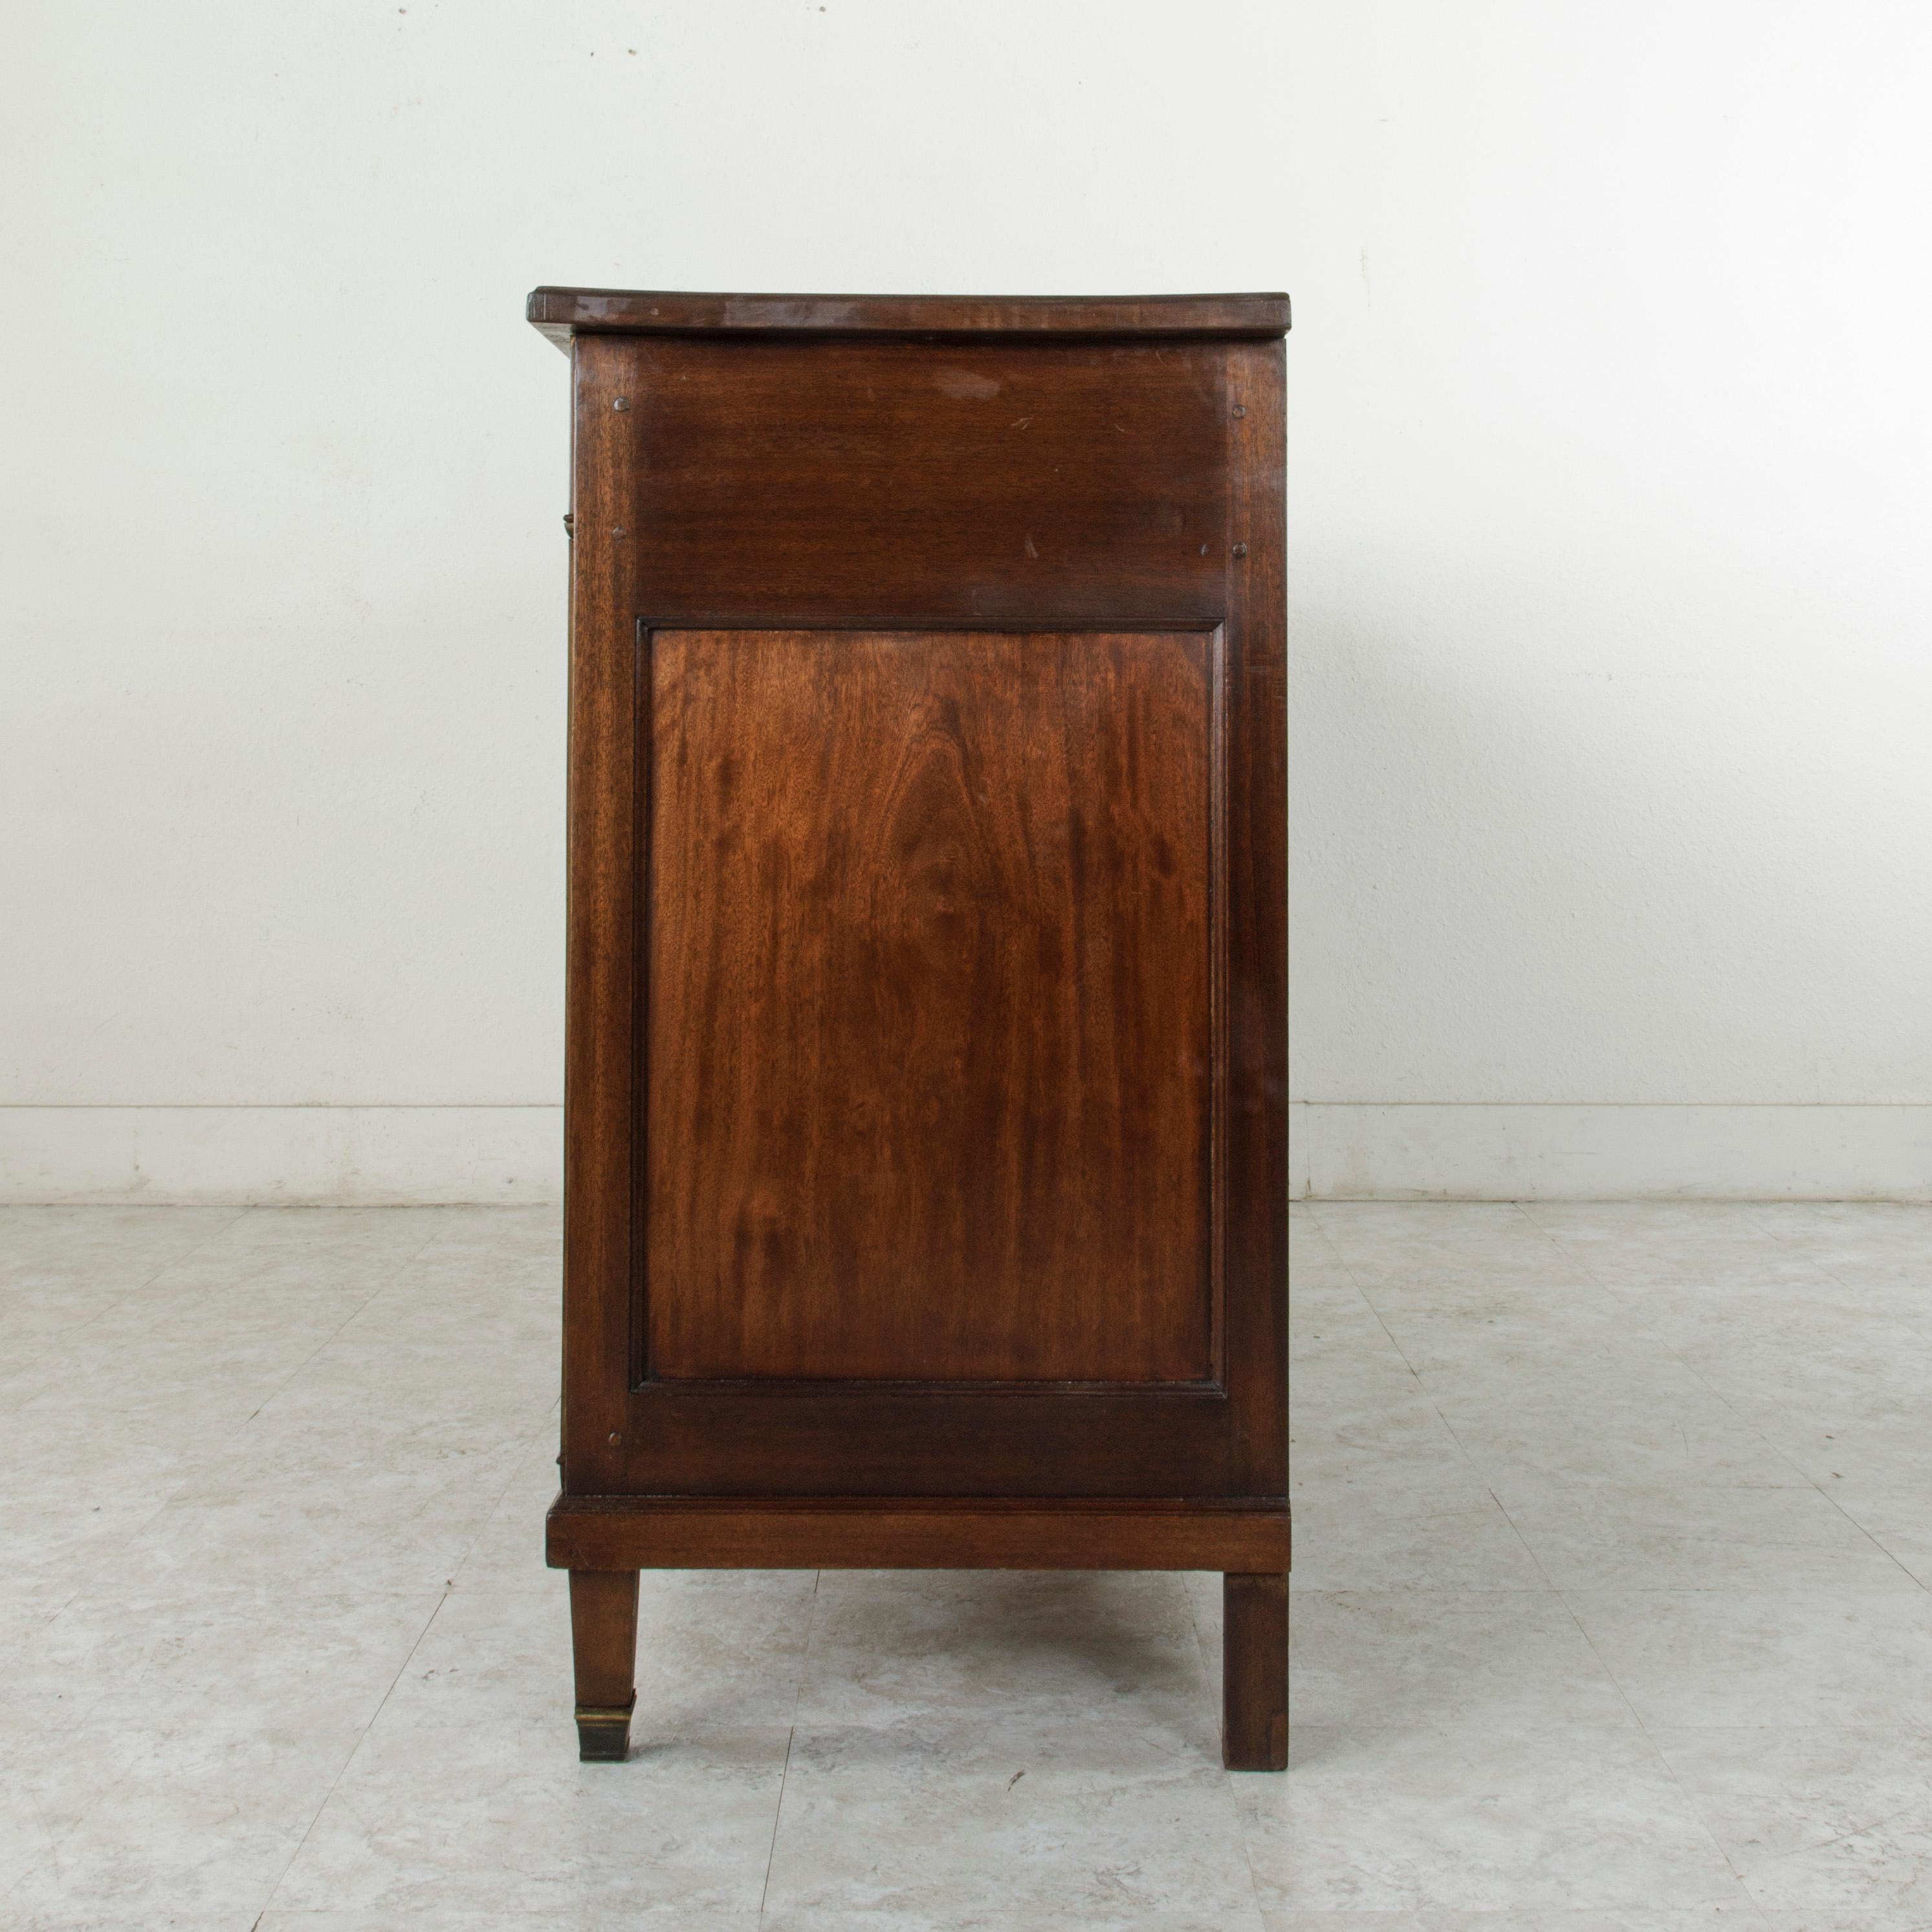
{"left": 600, "top": 1383, "right": 1238, "bottom": 1500}
{"left": 644, "top": 628, "right": 1218, "bottom": 1385}
{"left": 543, "top": 292, "right": 1290, "bottom": 1767}
{"left": 567, "top": 1570, "right": 639, "bottom": 1761}
{"left": 1220, "top": 338, "right": 1290, "bottom": 1498}
{"left": 609, "top": 337, "right": 1229, "bottom": 628}
{"left": 560, "top": 333, "right": 642, "bottom": 1497}
{"left": 1222, "top": 1570, "right": 1290, "bottom": 1771}
{"left": 552, "top": 324, "right": 1283, "bottom": 1502}
{"left": 529, "top": 287, "right": 1290, "bottom": 349}
{"left": 548, "top": 1494, "right": 1290, "bottom": 1572}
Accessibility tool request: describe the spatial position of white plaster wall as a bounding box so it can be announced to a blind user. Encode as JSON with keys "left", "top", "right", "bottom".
{"left": 3, "top": 1, "right": 1929, "bottom": 1200}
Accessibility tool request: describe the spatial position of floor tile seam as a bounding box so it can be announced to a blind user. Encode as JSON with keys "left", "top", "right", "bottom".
{"left": 1544, "top": 1586, "right": 1778, "bottom": 1927}
{"left": 787, "top": 1569, "right": 821, "bottom": 1728}
{"left": 1315, "top": 1198, "right": 1616, "bottom": 1290}
{"left": 2, "top": 1581, "right": 85, "bottom": 1660}
{"left": 1291, "top": 1712, "right": 1918, "bottom": 1740}
{"left": 1301, "top": 1591, "right": 1929, "bottom": 1632}
{"left": 27, "top": 1696, "right": 381, "bottom": 1907}
{"left": 757, "top": 1722, "right": 796, "bottom": 1921}
{"left": 26, "top": 1478, "right": 241, "bottom": 1675}
{"left": 252, "top": 1586, "right": 455, "bottom": 1921}
{"left": 1507, "top": 1199, "right": 1623, "bottom": 1293}
{"left": 1555, "top": 1597, "right": 1932, "bottom": 1730}
{"left": 1745, "top": 1201, "right": 1905, "bottom": 1301}
{"left": 1299, "top": 1236, "right": 1446, "bottom": 1433}
{"left": 1547, "top": 1575, "right": 1679, "bottom": 1729}
{"left": 316, "top": 1216, "right": 483, "bottom": 1324}
{"left": 1517, "top": 1203, "right": 1703, "bottom": 1319}
{"left": 1519, "top": 1217, "right": 1900, "bottom": 1521}
{"left": 1215, "top": 1662, "right": 1279, "bottom": 1932}
{"left": 0, "top": 1205, "right": 255, "bottom": 1401}
{"left": 753, "top": 1566, "right": 826, "bottom": 1916}
{"left": 1783, "top": 1288, "right": 1932, "bottom": 1358}
{"left": 0, "top": 1854, "right": 53, "bottom": 1921}
{"left": 1654, "top": 1515, "right": 1924, "bottom": 1592}
{"left": 1549, "top": 1585, "right": 1932, "bottom": 1611}
{"left": 1293, "top": 1204, "right": 1351, "bottom": 1250}
{"left": 1447, "top": 1467, "right": 1562, "bottom": 1597}
{"left": 1295, "top": 1277, "right": 1564, "bottom": 1553}
{"left": 0, "top": 1670, "right": 165, "bottom": 1905}
{"left": 122, "top": 1203, "right": 284, "bottom": 1301}
{"left": 1496, "top": 1482, "right": 1932, "bottom": 1535}
{"left": 1293, "top": 1213, "right": 1506, "bottom": 1524}
{"left": 1742, "top": 1799, "right": 1932, "bottom": 1876}
{"left": 1500, "top": 1568, "right": 1932, "bottom": 1601}
{"left": 445, "top": 1420, "right": 565, "bottom": 1592}
{"left": 0, "top": 1346, "right": 58, "bottom": 1400}
{"left": 1360, "top": 1292, "right": 1558, "bottom": 1592}
{"left": 35, "top": 1623, "right": 459, "bottom": 1715}
{"left": 1180, "top": 1567, "right": 1214, "bottom": 1722}
{"left": 1321, "top": 1438, "right": 1667, "bottom": 1742}
{"left": 26, "top": 1594, "right": 457, "bottom": 1804}
{"left": 1286, "top": 1582, "right": 1553, "bottom": 1599}
{"left": 223, "top": 1220, "right": 463, "bottom": 1435}
{"left": 1619, "top": 1318, "right": 1931, "bottom": 1596}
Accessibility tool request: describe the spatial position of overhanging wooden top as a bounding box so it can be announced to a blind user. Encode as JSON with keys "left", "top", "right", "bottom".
{"left": 527, "top": 287, "right": 1290, "bottom": 352}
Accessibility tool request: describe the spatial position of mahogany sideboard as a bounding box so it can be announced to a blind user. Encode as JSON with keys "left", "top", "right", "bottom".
{"left": 529, "top": 287, "right": 1291, "bottom": 1770}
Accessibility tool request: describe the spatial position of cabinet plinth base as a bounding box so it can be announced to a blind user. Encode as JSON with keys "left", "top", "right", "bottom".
{"left": 551, "top": 1499, "right": 1290, "bottom": 1771}
{"left": 547, "top": 1493, "right": 1290, "bottom": 1574}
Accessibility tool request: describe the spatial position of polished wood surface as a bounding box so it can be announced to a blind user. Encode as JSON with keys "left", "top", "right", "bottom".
{"left": 539, "top": 289, "right": 1289, "bottom": 1768}
{"left": 1221, "top": 338, "right": 1291, "bottom": 1499}
{"left": 549, "top": 1497, "right": 1291, "bottom": 1572}
{"left": 567, "top": 1570, "right": 639, "bottom": 1762}
{"left": 1222, "top": 1571, "right": 1290, "bottom": 1772}
{"left": 560, "top": 329, "right": 1282, "bottom": 1502}
{"left": 529, "top": 286, "right": 1290, "bottom": 349}
{"left": 645, "top": 626, "right": 1216, "bottom": 1385}
{"left": 595, "top": 336, "right": 1229, "bottom": 628}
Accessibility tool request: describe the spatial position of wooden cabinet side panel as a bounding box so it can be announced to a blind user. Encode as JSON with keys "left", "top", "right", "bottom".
{"left": 642, "top": 626, "right": 1216, "bottom": 1387}
{"left": 556, "top": 330, "right": 1286, "bottom": 1505}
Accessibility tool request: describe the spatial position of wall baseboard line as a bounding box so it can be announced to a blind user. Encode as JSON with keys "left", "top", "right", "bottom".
{"left": 1294, "top": 1101, "right": 1932, "bottom": 1201}
{"left": 0, "top": 1106, "right": 563, "bottom": 1205}
{"left": 2, "top": 1102, "right": 1928, "bottom": 1205}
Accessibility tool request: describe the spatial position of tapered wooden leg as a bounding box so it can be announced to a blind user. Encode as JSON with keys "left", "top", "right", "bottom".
{"left": 569, "top": 1569, "right": 640, "bottom": 1762}
{"left": 1222, "top": 1571, "right": 1288, "bottom": 1771}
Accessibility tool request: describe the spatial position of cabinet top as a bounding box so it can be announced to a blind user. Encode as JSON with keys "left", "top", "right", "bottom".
{"left": 526, "top": 287, "right": 1290, "bottom": 351}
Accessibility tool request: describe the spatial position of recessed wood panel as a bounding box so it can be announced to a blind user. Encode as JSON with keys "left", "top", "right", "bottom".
{"left": 642, "top": 628, "right": 1218, "bottom": 1385}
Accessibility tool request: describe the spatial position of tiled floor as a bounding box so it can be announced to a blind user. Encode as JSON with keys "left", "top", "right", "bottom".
{"left": 2, "top": 1203, "right": 1930, "bottom": 1929}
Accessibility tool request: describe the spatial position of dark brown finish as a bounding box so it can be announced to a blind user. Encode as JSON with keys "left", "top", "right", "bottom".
{"left": 528, "top": 286, "right": 1290, "bottom": 351}
{"left": 568, "top": 1570, "right": 639, "bottom": 1762}
{"left": 1222, "top": 1572, "right": 1290, "bottom": 1771}
{"left": 597, "top": 336, "right": 1229, "bottom": 628}
{"left": 581, "top": 1382, "right": 1238, "bottom": 1500}
{"left": 1223, "top": 339, "right": 1291, "bottom": 1500}
{"left": 538, "top": 287, "right": 1288, "bottom": 1770}
{"left": 646, "top": 626, "right": 1216, "bottom": 1385}
{"left": 548, "top": 1496, "right": 1292, "bottom": 1573}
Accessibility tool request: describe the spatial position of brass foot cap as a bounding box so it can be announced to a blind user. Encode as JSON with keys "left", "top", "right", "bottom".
{"left": 575, "top": 1694, "right": 636, "bottom": 1763}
